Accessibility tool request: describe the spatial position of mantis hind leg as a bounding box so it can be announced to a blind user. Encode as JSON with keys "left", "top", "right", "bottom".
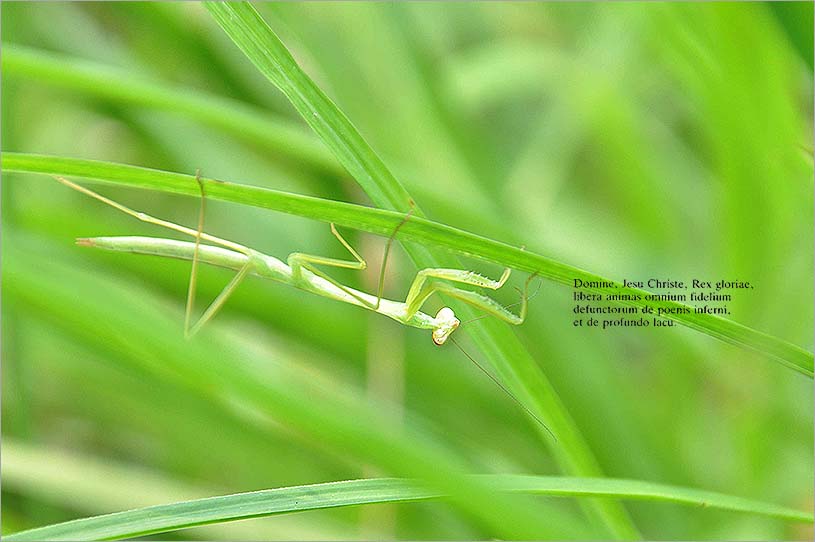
{"left": 403, "top": 267, "right": 536, "bottom": 325}
{"left": 183, "top": 170, "right": 252, "bottom": 338}
{"left": 185, "top": 261, "right": 252, "bottom": 337}
{"left": 54, "top": 175, "right": 250, "bottom": 255}
{"left": 52, "top": 174, "right": 253, "bottom": 338}
{"left": 184, "top": 169, "right": 206, "bottom": 335}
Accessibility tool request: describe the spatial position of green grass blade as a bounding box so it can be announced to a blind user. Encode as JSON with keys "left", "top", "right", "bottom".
{"left": 203, "top": 3, "right": 637, "bottom": 536}
{"left": 4, "top": 152, "right": 812, "bottom": 378}
{"left": 7, "top": 475, "right": 811, "bottom": 541}
{"left": 1, "top": 44, "right": 340, "bottom": 174}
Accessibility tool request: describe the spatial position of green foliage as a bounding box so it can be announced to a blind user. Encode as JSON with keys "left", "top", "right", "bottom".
{"left": 3, "top": 2, "right": 812, "bottom": 541}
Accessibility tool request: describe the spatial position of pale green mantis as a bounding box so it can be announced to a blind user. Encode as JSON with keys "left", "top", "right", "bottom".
{"left": 55, "top": 174, "right": 550, "bottom": 435}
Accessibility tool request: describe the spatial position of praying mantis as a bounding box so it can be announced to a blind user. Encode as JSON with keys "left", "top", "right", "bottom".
{"left": 55, "top": 173, "right": 551, "bottom": 435}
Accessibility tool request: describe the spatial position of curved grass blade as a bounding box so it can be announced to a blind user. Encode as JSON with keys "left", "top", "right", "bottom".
{"left": 2, "top": 44, "right": 340, "bottom": 175}
{"left": 7, "top": 475, "right": 811, "bottom": 541}
{"left": 5, "top": 152, "right": 812, "bottom": 378}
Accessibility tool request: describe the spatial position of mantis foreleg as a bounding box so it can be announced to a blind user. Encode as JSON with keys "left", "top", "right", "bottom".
{"left": 403, "top": 267, "right": 535, "bottom": 325}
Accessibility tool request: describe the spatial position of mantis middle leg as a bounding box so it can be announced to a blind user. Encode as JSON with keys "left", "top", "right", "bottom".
{"left": 287, "top": 205, "right": 415, "bottom": 309}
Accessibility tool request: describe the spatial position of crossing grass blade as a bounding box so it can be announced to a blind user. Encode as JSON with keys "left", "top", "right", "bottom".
{"left": 5, "top": 152, "right": 812, "bottom": 379}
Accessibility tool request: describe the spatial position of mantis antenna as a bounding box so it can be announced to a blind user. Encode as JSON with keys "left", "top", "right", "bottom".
{"left": 450, "top": 336, "right": 555, "bottom": 439}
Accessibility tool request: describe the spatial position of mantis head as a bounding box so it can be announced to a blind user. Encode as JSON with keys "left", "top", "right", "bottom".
{"left": 432, "top": 307, "right": 460, "bottom": 346}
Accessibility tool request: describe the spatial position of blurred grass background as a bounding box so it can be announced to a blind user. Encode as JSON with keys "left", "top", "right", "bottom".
{"left": 2, "top": 2, "right": 813, "bottom": 540}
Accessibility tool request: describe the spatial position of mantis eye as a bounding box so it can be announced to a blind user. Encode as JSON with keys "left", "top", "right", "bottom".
{"left": 432, "top": 307, "right": 460, "bottom": 345}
